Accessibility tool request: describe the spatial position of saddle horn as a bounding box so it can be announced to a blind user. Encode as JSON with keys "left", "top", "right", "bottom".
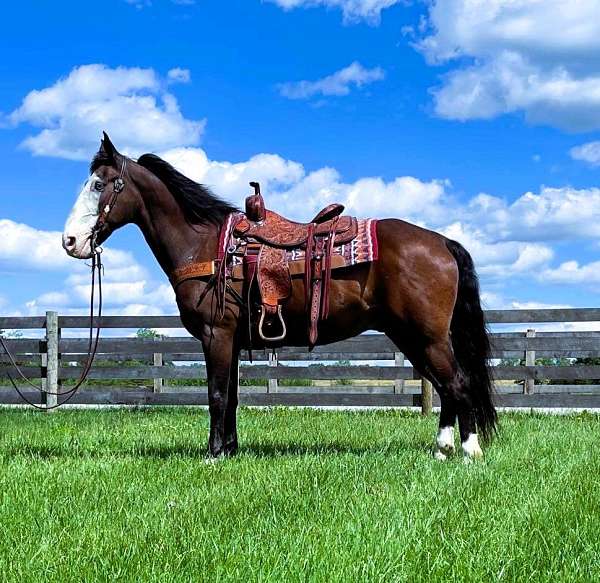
{"left": 246, "top": 181, "right": 266, "bottom": 222}
{"left": 249, "top": 181, "right": 261, "bottom": 196}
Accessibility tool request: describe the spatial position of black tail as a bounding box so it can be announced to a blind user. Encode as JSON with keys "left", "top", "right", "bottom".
{"left": 446, "top": 239, "right": 497, "bottom": 441}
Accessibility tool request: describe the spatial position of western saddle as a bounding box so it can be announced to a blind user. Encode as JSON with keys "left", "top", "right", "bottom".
{"left": 234, "top": 182, "right": 358, "bottom": 346}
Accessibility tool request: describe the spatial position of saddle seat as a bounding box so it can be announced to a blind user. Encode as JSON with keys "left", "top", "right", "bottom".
{"left": 237, "top": 181, "right": 353, "bottom": 247}
{"left": 234, "top": 208, "right": 356, "bottom": 248}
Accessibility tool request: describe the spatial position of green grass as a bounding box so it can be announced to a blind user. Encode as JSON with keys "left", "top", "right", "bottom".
{"left": 0, "top": 408, "right": 598, "bottom": 582}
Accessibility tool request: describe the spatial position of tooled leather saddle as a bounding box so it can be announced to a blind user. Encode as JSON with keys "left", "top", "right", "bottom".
{"left": 236, "top": 182, "right": 358, "bottom": 346}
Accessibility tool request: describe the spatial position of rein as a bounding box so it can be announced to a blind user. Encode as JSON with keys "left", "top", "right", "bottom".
{"left": 0, "top": 159, "right": 128, "bottom": 409}
{"left": 0, "top": 250, "right": 104, "bottom": 409}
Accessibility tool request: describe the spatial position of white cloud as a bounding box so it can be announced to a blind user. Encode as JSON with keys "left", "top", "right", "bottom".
{"left": 161, "top": 147, "right": 306, "bottom": 201}
{"left": 25, "top": 272, "right": 177, "bottom": 317}
{"left": 570, "top": 141, "right": 600, "bottom": 166}
{"left": 8, "top": 64, "right": 204, "bottom": 160}
{"left": 167, "top": 68, "right": 191, "bottom": 84}
{"left": 268, "top": 0, "right": 401, "bottom": 24}
{"left": 0, "top": 219, "right": 73, "bottom": 271}
{"left": 441, "top": 221, "right": 554, "bottom": 279}
{"left": 161, "top": 146, "right": 450, "bottom": 225}
{"left": 540, "top": 260, "right": 600, "bottom": 286}
{"left": 415, "top": 0, "right": 600, "bottom": 131}
{"left": 468, "top": 186, "right": 600, "bottom": 242}
{"left": 417, "top": 0, "right": 600, "bottom": 65}
{"left": 278, "top": 62, "right": 385, "bottom": 100}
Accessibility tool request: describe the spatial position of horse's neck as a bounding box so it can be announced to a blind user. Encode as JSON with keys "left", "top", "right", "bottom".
{"left": 136, "top": 184, "right": 219, "bottom": 277}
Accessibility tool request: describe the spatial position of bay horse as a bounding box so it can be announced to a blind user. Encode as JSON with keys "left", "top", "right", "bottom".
{"left": 63, "top": 133, "right": 496, "bottom": 460}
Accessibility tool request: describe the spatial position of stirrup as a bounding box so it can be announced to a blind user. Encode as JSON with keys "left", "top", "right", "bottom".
{"left": 258, "top": 305, "right": 287, "bottom": 342}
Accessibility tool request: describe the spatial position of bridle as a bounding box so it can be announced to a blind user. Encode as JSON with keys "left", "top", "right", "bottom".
{"left": 0, "top": 158, "right": 128, "bottom": 409}
{"left": 91, "top": 156, "right": 127, "bottom": 248}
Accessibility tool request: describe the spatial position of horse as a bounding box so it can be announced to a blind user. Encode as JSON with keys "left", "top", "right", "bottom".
{"left": 63, "top": 133, "right": 496, "bottom": 460}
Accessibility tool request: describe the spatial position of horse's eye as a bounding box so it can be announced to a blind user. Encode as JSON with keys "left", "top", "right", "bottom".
{"left": 94, "top": 181, "right": 105, "bottom": 191}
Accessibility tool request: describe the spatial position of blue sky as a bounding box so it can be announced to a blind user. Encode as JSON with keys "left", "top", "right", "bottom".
{"left": 1, "top": 0, "right": 599, "bottom": 319}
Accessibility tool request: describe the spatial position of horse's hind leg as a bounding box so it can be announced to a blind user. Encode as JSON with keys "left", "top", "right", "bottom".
{"left": 422, "top": 340, "right": 483, "bottom": 460}
{"left": 390, "top": 332, "right": 481, "bottom": 461}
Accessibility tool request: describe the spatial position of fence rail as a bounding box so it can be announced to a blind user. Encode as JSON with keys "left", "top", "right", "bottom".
{"left": 1, "top": 309, "right": 599, "bottom": 410}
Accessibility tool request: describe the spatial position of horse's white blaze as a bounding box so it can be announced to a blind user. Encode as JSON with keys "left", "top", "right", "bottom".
{"left": 462, "top": 433, "right": 483, "bottom": 459}
{"left": 433, "top": 426, "right": 455, "bottom": 460}
{"left": 63, "top": 174, "right": 102, "bottom": 259}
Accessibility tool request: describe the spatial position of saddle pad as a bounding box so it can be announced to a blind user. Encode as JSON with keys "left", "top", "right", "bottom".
{"left": 285, "top": 218, "right": 379, "bottom": 266}
{"left": 226, "top": 218, "right": 378, "bottom": 278}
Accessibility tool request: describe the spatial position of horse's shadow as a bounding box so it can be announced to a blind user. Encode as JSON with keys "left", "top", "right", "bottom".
{"left": 3, "top": 438, "right": 432, "bottom": 459}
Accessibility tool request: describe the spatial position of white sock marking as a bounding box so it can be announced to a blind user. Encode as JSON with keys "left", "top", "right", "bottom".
{"left": 462, "top": 433, "right": 483, "bottom": 459}
{"left": 436, "top": 426, "right": 454, "bottom": 450}
{"left": 433, "top": 426, "right": 455, "bottom": 460}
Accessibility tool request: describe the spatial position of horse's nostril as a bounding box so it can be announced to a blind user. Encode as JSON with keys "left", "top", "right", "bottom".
{"left": 65, "top": 236, "right": 76, "bottom": 249}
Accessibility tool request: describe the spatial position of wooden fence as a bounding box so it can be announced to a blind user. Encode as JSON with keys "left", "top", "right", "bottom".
{"left": 1, "top": 309, "right": 599, "bottom": 410}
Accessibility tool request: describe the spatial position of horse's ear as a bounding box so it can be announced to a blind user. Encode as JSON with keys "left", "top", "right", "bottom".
{"left": 100, "top": 131, "right": 119, "bottom": 158}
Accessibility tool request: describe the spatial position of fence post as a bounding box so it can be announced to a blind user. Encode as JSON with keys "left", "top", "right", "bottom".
{"left": 524, "top": 328, "right": 536, "bottom": 394}
{"left": 421, "top": 378, "right": 433, "bottom": 415}
{"left": 44, "top": 311, "right": 59, "bottom": 410}
{"left": 153, "top": 352, "right": 163, "bottom": 393}
{"left": 394, "top": 352, "right": 405, "bottom": 393}
{"left": 268, "top": 351, "right": 278, "bottom": 393}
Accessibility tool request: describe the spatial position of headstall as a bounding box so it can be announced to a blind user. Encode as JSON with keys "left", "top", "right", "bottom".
{"left": 91, "top": 157, "right": 127, "bottom": 245}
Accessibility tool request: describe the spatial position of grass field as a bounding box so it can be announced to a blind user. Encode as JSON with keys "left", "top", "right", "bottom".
{"left": 0, "top": 407, "right": 598, "bottom": 582}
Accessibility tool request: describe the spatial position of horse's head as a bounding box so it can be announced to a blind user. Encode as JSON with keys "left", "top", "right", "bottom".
{"left": 63, "top": 132, "right": 141, "bottom": 259}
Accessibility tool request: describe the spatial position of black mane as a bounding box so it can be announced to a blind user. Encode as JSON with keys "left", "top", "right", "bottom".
{"left": 137, "top": 154, "right": 238, "bottom": 225}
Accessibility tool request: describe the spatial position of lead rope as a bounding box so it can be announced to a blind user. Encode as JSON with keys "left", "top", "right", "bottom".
{"left": 0, "top": 249, "right": 104, "bottom": 410}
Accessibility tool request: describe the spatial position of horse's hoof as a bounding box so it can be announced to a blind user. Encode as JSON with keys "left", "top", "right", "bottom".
{"left": 433, "top": 442, "right": 455, "bottom": 461}
{"left": 224, "top": 440, "right": 239, "bottom": 457}
{"left": 462, "top": 433, "right": 484, "bottom": 462}
{"left": 433, "top": 449, "right": 448, "bottom": 461}
{"left": 204, "top": 456, "right": 221, "bottom": 465}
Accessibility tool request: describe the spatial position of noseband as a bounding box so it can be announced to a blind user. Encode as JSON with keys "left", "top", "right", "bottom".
{"left": 91, "top": 157, "right": 127, "bottom": 249}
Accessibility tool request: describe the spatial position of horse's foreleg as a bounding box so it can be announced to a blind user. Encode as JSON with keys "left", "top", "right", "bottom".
{"left": 223, "top": 352, "right": 240, "bottom": 456}
{"left": 202, "top": 329, "right": 235, "bottom": 458}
